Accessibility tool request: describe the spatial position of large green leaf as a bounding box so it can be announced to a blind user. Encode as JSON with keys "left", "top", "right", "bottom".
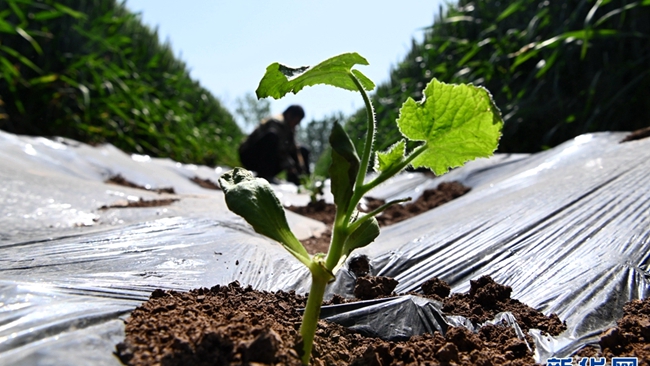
{"left": 256, "top": 52, "right": 375, "bottom": 100}
{"left": 397, "top": 79, "right": 503, "bottom": 175}
{"left": 218, "top": 168, "right": 311, "bottom": 266}
{"left": 328, "top": 121, "right": 359, "bottom": 211}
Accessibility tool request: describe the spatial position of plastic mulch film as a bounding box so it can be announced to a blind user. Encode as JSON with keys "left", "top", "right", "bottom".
{"left": 318, "top": 295, "right": 448, "bottom": 341}
{"left": 0, "top": 130, "right": 648, "bottom": 364}
{"left": 0, "top": 130, "right": 325, "bottom": 245}
{"left": 333, "top": 132, "right": 650, "bottom": 359}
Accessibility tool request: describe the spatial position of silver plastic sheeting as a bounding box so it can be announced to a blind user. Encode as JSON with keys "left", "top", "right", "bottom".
{"left": 0, "top": 130, "right": 648, "bottom": 364}
{"left": 319, "top": 295, "right": 448, "bottom": 340}
{"left": 342, "top": 132, "right": 650, "bottom": 358}
{"left": 0, "top": 130, "right": 325, "bottom": 244}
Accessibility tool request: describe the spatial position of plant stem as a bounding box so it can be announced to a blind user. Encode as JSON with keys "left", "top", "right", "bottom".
{"left": 324, "top": 72, "right": 375, "bottom": 272}
{"left": 363, "top": 143, "right": 428, "bottom": 192}
{"left": 347, "top": 197, "right": 411, "bottom": 233}
{"left": 347, "top": 71, "right": 375, "bottom": 219}
{"left": 349, "top": 71, "right": 375, "bottom": 188}
{"left": 325, "top": 216, "right": 348, "bottom": 270}
{"left": 299, "top": 264, "right": 330, "bottom": 365}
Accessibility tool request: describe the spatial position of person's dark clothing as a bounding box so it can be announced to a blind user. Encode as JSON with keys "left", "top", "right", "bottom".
{"left": 239, "top": 118, "right": 309, "bottom": 185}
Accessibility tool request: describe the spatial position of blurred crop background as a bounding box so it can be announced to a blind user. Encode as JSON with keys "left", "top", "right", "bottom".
{"left": 345, "top": 0, "right": 650, "bottom": 155}
{"left": 0, "top": 0, "right": 241, "bottom": 166}
{"left": 1, "top": 0, "right": 648, "bottom": 170}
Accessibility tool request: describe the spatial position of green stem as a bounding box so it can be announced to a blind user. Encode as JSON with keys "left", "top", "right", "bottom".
{"left": 324, "top": 216, "right": 348, "bottom": 270}
{"left": 349, "top": 71, "right": 375, "bottom": 191}
{"left": 324, "top": 72, "right": 375, "bottom": 272}
{"left": 299, "top": 265, "right": 331, "bottom": 365}
{"left": 363, "top": 143, "right": 428, "bottom": 192}
{"left": 347, "top": 197, "right": 411, "bottom": 233}
{"left": 345, "top": 71, "right": 375, "bottom": 222}
{"left": 340, "top": 143, "right": 429, "bottom": 231}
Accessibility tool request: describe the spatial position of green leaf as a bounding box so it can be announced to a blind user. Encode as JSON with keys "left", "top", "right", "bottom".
{"left": 328, "top": 121, "right": 359, "bottom": 211}
{"left": 31, "top": 10, "right": 65, "bottom": 21}
{"left": 375, "top": 139, "right": 406, "bottom": 173}
{"left": 0, "top": 57, "right": 19, "bottom": 77}
{"left": 496, "top": 1, "right": 523, "bottom": 22}
{"left": 7, "top": 1, "right": 26, "bottom": 24}
{"left": 0, "top": 45, "right": 42, "bottom": 73}
{"left": 218, "top": 168, "right": 311, "bottom": 266}
{"left": 535, "top": 50, "right": 559, "bottom": 78}
{"left": 256, "top": 52, "right": 374, "bottom": 100}
{"left": 16, "top": 27, "right": 42, "bottom": 55}
{"left": 397, "top": 79, "right": 503, "bottom": 175}
{"left": 52, "top": 3, "right": 85, "bottom": 19}
{"left": 341, "top": 217, "right": 379, "bottom": 260}
{"left": 0, "top": 18, "right": 14, "bottom": 34}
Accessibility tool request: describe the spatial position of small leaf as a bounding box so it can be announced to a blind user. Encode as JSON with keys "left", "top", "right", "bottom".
{"left": 397, "top": 79, "right": 503, "bottom": 175}
{"left": 375, "top": 139, "right": 406, "bottom": 173}
{"left": 342, "top": 217, "right": 380, "bottom": 258}
{"left": 329, "top": 121, "right": 359, "bottom": 211}
{"left": 256, "top": 52, "right": 374, "bottom": 100}
{"left": 218, "top": 168, "right": 311, "bottom": 266}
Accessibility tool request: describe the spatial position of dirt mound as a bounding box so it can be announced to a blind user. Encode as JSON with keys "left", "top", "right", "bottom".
{"left": 116, "top": 276, "right": 567, "bottom": 365}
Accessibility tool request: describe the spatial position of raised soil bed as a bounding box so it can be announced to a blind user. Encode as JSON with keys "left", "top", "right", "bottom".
{"left": 116, "top": 274, "right": 650, "bottom": 365}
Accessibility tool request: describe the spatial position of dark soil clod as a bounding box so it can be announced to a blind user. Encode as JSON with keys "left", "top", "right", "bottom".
{"left": 348, "top": 255, "right": 371, "bottom": 277}
{"left": 440, "top": 275, "right": 566, "bottom": 336}
{"left": 597, "top": 298, "right": 650, "bottom": 360}
{"left": 353, "top": 275, "right": 399, "bottom": 300}
{"left": 238, "top": 328, "right": 282, "bottom": 364}
{"left": 421, "top": 277, "right": 451, "bottom": 299}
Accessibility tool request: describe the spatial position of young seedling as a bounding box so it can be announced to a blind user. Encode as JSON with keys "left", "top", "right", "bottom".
{"left": 218, "top": 52, "right": 503, "bottom": 365}
{"left": 299, "top": 174, "right": 326, "bottom": 204}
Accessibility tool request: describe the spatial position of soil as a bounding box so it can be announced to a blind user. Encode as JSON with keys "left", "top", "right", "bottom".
{"left": 102, "top": 174, "right": 183, "bottom": 209}
{"left": 106, "top": 174, "right": 175, "bottom": 194}
{"left": 114, "top": 174, "right": 649, "bottom": 365}
{"left": 353, "top": 275, "right": 399, "bottom": 300}
{"left": 620, "top": 126, "right": 650, "bottom": 143}
{"left": 433, "top": 276, "right": 565, "bottom": 336}
{"left": 99, "top": 197, "right": 179, "bottom": 210}
{"left": 287, "top": 181, "right": 471, "bottom": 254}
{"left": 107, "top": 173, "right": 221, "bottom": 191}
{"left": 287, "top": 199, "right": 338, "bottom": 226}
{"left": 190, "top": 176, "right": 221, "bottom": 190}
{"left": 363, "top": 182, "right": 471, "bottom": 227}
{"left": 572, "top": 298, "right": 650, "bottom": 363}
{"left": 116, "top": 275, "right": 571, "bottom": 366}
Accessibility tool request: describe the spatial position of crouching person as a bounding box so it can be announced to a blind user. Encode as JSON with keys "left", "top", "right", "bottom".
{"left": 238, "top": 105, "right": 310, "bottom": 185}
